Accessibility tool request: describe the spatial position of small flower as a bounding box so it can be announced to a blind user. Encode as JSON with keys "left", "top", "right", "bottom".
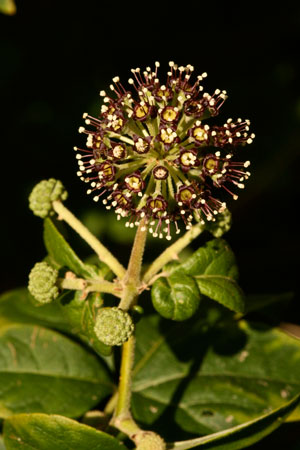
{"left": 28, "top": 262, "right": 59, "bottom": 304}
{"left": 76, "top": 63, "right": 254, "bottom": 239}
{"left": 29, "top": 179, "right": 68, "bottom": 218}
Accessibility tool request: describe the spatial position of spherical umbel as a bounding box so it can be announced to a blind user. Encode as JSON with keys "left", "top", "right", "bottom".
{"left": 28, "top": 262, "right": 59, "bottom": 304}
{"left": 29, "top": 178, "right": 68, "bottom": 218}
{"left": 76, "top": 62, "right": 254, "bottom": 239}
{"left": 94, "top": 307, "right": 134, "bottom": 346}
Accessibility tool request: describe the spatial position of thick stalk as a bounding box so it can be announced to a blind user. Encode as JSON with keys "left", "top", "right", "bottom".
{"left": 112, "top": 220, "right": 148, "bottom": 430}
{"left": 118, "top": 219, "right": 148, "bottom": 311}
{"left": 52, "top": 200, "right": 126, "bottom": 280}
{"left": 143, "top": 222, "right": 204, "bottom": 284}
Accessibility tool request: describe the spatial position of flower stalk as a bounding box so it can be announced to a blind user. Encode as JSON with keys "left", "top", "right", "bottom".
{"left": 52, "top": 200, "right": 126, "bottom": 279}
{"left": 143, "top": 221, "right": 205, "bottom": 285}
{"left": 59, "top": 276, "right": 120, "bottom": 297}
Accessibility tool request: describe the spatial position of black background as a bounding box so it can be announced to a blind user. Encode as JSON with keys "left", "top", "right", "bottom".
{"left": 0, "top": 1, "right": 300, "bottom": 447}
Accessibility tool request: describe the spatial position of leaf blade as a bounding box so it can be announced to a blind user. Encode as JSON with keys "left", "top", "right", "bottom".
{"left": 3, "top": 413, "right": 128, "bottom": 450}
{"left": 152, "top": 274, "right": 201, "bottom": 321}
{"left": 132, "top": 314, "right": 300, "bottom": 442}
{"left": 43, "top": 218, "right": 96, "bottom": 278}
{"left": 0, "top": 323, "right": 113, "bottom": 418}
{"left": 0, "top": 288, "right": 111, "bottom": 356}
{"left": 171, "top": 239, "right": 244, "bottom": 313}
{"left": 168, "top": 394, "right": 300, "bottom": 449}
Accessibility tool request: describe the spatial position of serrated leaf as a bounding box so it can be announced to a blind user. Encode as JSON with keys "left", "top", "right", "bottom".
{"left": 168, "top": 394, "right": 300, "bottom": 449}
{"left": 152, "top": 273, "right": 202, "bottom": 321}
{"left": 195, "top": 275, "right": 244, "bottom": 314}
{"left": 43, "top": 218, "right": 97, "bottom": 278}
{"left": 3, "top": 413, "right": 128, "bottom": 450}
{"left": 178, "top": 240, "right": 239, "bottom": 280}
{"left": 131, "top": 314, "right": 300, "bottom": 442}
{"left": 0, "top": 288, "right": 111, "bottom": 356}
{"left": 171, "top": 239, "right": 244, "bottom": 313}
{"left": 0, "top": 323, "right": 113, "bottom": 418}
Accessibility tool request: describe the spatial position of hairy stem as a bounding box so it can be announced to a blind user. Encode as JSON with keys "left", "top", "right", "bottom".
{"left": 143, "top": 222, "right": 204, "bottom": 284}
{"left": 118, "top": 219, "right": 148, "bottom": 311}
{"left": 112, "top": 220, "right": 148, "bottom": 432}
{"left": 59, "top": 277, "right": 121, "bottom": 297}
{"left": 52, "top": 200, "right": 126, "bottom": 280}
{"left": 114, "top": 335, "right": 136, "bottom": 419}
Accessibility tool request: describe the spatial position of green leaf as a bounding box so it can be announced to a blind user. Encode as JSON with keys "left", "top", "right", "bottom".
{"left": 0, "top": 436, "right": 5, "bottom": 450}
{"left": 0, "top": 288, "right": 111, "bottom": 356}
{"left": 58, "top": 290, "right": 111, "bottom": 356}
{"left": 168, "top": 394, "right": 300, "bottom": 449}
{"left": 3, "top": 413, "right": 128, "bottom": 450}
{"left": 152, "top": 273, "right": 202, "bottom": 321}
{"left": 178, "top": 240, "right": 239, "bottom": 280}
{"left": 0, "top": 323, "right": 113, "bottom": 418}
{"left": 43, "top": 218, "right": 97, "bottom": 278}
{"left": 0, "top": 0, "right": 16, "bottom": 15}
{"left": 0, "top": 288, "right": 67, "bottom": 329}
{"left": 173, "top": 239, "right": 244, "bottom": 313}
{"left": 131, "top": 314, "right": 300, "bottom": 442}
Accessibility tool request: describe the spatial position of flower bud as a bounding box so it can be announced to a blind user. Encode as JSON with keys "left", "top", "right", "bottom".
{"left": 206, "top": 207, "right": 232, "bottom": 237}
{"left": 94, "top": 307, "right": 134, "bottom": 346}
{"left": 135, "top": 432, "right": 166, "bottom": 450}
{"left": 28, "top": 262, "right": 59, "bottom": 304}
{"left": 29, "top": 178, "right": 68, "bottom": 218}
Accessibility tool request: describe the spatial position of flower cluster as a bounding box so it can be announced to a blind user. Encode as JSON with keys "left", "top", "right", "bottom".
{"left": 75, "top": 62, "right": 254, "bottom": 239}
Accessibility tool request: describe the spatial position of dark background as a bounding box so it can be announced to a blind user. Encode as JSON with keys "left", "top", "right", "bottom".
{"left": 0, "top": 1, "right": 300, "bottom": 447}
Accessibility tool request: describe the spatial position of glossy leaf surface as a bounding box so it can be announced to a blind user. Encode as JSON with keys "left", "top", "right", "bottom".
{"left": 132, "top": 314, "right": 300, "bottom": 441}
{"left": 152, "top": 273, "right": 201, "bottom": 321}
{"left": 3, "top": 414, "right": 128, "bottom": 450}
{"left": 168, "top": 394, "right": 300, "bottom": 449}
{"left": 0, "top": 323, "right": 112, "bottom": 418}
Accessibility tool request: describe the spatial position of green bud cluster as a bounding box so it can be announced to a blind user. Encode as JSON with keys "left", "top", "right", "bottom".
{"left": 94, "top": 307, "right": 134, "bottom": 346}
{"left": 29, "top": 178, "right": 68, "bottom": 218}
{"left": 28, "top": 262, "right": 59, "bottom": 304}
{"left": 135, "top": 432, "right": 166, "bottom": 450}
{"left": 206, "top": 208, "right": 232, "bottom": 238}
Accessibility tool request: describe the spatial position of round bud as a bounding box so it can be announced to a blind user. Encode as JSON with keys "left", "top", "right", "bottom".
{"left": 29, "top": 178, "right": 68, "bottom": 218}
{"left": 135, "top": 432, "right": 166, "bottom": 450}
{"left": 28, "top": 262, "right": 59, "bottom": 304}
{"left": 207, "top": 208, "right": 232, "bottom": 237}
{"left": 94, "top": 307, "right": 134, "bottom": 346}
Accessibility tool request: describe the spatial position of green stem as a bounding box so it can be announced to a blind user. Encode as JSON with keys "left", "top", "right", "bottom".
{"left": 104, "top": 391, "right": 118, "bottom": 415}
{"left": 114, "top": 335, "right": 136, "bottom": 419}
{"left": 112, "top": 220, "right": 148, "bottom": 431}
{"left": 52, "top": 200, "right": 126, "bottom": 280}
{"left": 118, "top": 219, "right": 148, "bottom": 311}
{"left": 59, "top": 277, "right": 121, "bottom": 297}
{"left": 143, "top": 222, "right": 205, "bottom": 285}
